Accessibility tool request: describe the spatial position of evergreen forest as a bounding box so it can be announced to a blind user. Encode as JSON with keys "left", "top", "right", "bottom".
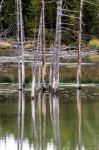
{"left": 0, "top": 0, "right": 99, "bottom": 45}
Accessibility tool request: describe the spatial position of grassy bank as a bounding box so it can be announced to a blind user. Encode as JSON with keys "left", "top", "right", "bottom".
{"left": 87, "top": 54, "right": 99, "bottom": 63}
{"left": 0, "top": 64, "right": 99, "bottom": 84}
{"left": 0, "top": 40, "right": 99, "bottom": 84}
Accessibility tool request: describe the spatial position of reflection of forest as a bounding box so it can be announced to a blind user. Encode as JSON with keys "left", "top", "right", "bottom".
{"left": 0, "top": 87, "right": 99, "bottom": 149}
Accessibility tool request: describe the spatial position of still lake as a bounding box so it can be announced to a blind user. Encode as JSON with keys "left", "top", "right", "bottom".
{"left": 0, "top": 86, "right": 99, "bottom": 150}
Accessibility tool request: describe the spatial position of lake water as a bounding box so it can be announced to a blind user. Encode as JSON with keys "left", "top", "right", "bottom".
{"left": 0, "top": 86, "right": 99, "bottom": 150}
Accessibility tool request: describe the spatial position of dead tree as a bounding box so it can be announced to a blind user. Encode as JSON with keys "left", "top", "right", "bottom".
{"left": 38, "top": 12, "right": 43, "bottom": 90}
{"left": 31, "top": 11, "right": 42, "bottom": 98}
{"left": 77, "top": 0, "right": 83, "bottom": 89}
{"left": 49, "top": 63, "right": 52, "bottom": 89}
{"left": 41, "top": 0, "right": 46, "bottom": 91}
{"left": 52, "top": 0, "right": 63, "bottom": 92}
{"left": 31, "top": 20, "right": 37, "bottom": 98}
{"left": 32, "top": 0, "right": 46, "bottom": 94}
{"left": 16, "top": 0, "right": 25, "bottom": 89}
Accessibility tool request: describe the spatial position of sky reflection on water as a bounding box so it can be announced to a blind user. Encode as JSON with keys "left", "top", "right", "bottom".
{"left": 0, "top": 136, "right": 55, "bottom": 150}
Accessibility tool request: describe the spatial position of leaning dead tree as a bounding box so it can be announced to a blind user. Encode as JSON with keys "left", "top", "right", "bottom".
{"left": 16, "top": 0, "right": 25, "bottom": 89}
{"left": 77, "top": 0, "right": 83, "bottom": 89}
{"left": 52, "top": 0, "right": 63, "bottom": 92}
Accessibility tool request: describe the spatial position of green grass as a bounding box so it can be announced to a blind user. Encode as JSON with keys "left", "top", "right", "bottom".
{"left": 0, "top": 77, "right": 17, "bottom": 83}
{"left": 60, "top": 77, "right": 76, "bottom": 83}
{"left": 82, "top": 79, "right": 99, "bottom": 84}
{"left": 0, "top": 56, "right": 99, "bottom": 84}
{"left": 0, "top": 76, "right": 99, "bottom": 84}
{"left": 25, "top": 76, "right": 32, "bottom": 83}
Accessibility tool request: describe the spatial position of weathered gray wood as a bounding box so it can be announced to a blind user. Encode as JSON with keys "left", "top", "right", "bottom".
{"left": 16, "top": 0, "right": 25, "bottom": 89}
{"left": 49, "top": 65, "right": 52, "bottom": 87}
{"left": 31, "top": 10, "right": 43, "bottom": 95}
{"left": 15, "top": 0, "right": 21, "bottom": 90}
{"left": 31, "top": 21, "right": 37, "bottom": 98}
{"left": 19, "top": 0, "right": 25, "bottom": 88}
{"left": 77, "top": 0, "right": 83, "bottom": 89}
{"left": 41, "top": 0, "right": 46, "bottom": 90}
{"left": 37, "top": 10, "right": 42, "bottom": 90}
{"left": 31, "top": 60, "right": 36, "bottom": 98}
{"left": 52, "top": 0, "right": 63, "bottom": 92}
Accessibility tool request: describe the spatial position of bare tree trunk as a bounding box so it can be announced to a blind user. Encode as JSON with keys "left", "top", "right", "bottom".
{"left": 31, "top": 22, "right": 37, "bottom": 98}
{"left": 41, "top": 0, "right": 46, "bottom": 91}
{"left": 31, "top": 10, "right": 42, "bottom": 97}
{"left": 49, "top": 64, "right": 52, "bottom": 88}
{"left": 19, "top": 0, "right": 25, "bottom": 88}
{"left": 16, "top": 0, "right": 25, "bottom": 90}
{"left": 31, "top": 7, "right": 47, "bottom": 96}
{"left": 31, "top": 62, "right": 36, "bottom": 98}
{"left": 52, "top": 0, "right": 62, "bottom": 93}
{"left": 38, "top": 12, "right": 42, "bottom": 90}
{"left": 15, "top": 0, "right": 21, "bottom": 90}
{"left": 77, "top": 0, "right": 83, "bottom": 89}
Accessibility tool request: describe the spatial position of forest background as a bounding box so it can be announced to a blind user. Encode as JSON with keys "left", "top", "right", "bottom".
{"left": 0, "top": 0, "right": 99, "bottom": 46}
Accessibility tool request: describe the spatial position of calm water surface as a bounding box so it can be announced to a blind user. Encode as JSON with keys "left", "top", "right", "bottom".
{"left": 0, "top": 87, "right": 99, "bottom": 150}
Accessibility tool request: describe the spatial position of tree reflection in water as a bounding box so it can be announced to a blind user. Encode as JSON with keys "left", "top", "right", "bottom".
{"left": 77, "top": 89, "right": 82, "bottom": 150}
{"left": 31, "top": 94, "right": 38, "bottom": 150}
{"left": 49, "top": 93, "right": 61, "bottom": 150}
{"left": 17, "top": 88, "right": 25, "bottom": 150}
{"left": 31, "top": 92, "right": 46, "bottom": 150}
{"left": 38, "top": 92, "right": 46, "bottom": 150}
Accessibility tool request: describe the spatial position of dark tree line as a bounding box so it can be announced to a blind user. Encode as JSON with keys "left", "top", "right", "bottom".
{"left": 0, "top": 0, "right": 99, "bottom": 44}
